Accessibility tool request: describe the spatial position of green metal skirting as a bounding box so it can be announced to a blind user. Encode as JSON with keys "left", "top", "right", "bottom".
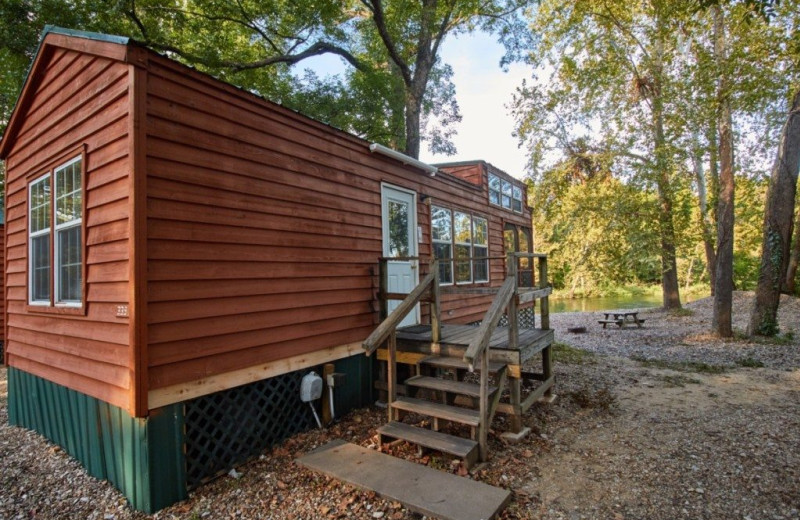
{"left": 334, "top": 354, "right": 374, "bottom": 414}
{"left": 7, "top": 368, "right": 186, "bottom": 513}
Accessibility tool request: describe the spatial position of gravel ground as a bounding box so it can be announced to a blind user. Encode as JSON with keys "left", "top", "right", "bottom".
{"left": 1, "top": 291, "right": 799, "bottom": 520}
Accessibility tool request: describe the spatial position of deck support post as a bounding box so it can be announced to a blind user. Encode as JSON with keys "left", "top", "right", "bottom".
{"left": 478, "top": 348, "right": 489, "bottom": 462}
{"left": 543, "top": 345, "right": 553, "bottom": 398}
{"left": 507, "top": 253, "right": 518, "bottom": 351}
{"left": 508, "top": 374, "right": 523, "bottom": 433}
{"left": 388, "top": 331, "right": 397, "bottom": 421}
{"left": 538, "top": 256, "right": 549, "bottom": 330}
{"left": 430, "top": 259, "right": 441, "bottom": 344}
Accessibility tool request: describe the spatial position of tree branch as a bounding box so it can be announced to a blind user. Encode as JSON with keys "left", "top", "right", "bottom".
{"left": 361, "top": 0, "right": 412, "bottom": 84}
{"left": 148, "top": 40, "right": 369, "bottom": 73}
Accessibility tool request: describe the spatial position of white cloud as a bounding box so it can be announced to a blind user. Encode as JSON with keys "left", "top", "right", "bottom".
{"left": 420, "top": 32, "right": 532, "bottom": 180}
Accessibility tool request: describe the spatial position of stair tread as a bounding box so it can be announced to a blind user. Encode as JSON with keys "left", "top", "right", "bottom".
{"left": 421, "top": 355, "right": 506, "bottom": 373}
{"left": 378, "top": 421, "right": 478, "bottom": 458}
{"left": 391, "top": 397, "right": 481, "bottom": 426}
{"left": 406, "top": 375, "right": 497, "bottom": 398}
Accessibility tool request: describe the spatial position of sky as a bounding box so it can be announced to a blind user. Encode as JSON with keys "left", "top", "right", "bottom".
{"left": 417, "top": 32, "right": 532, "bottom": 180}
{"left": 298, "top": 31, "right": 533, "bottom": 180}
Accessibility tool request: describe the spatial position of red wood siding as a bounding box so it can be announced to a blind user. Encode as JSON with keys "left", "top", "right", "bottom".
{"left": 439, "top": 164, "right": 484, "bottom": 186}
{"left": 143, "top": 54, "right": 531, "bottom": 390}
{"left": 2, "top": 45, "right": 132, "bottom": 409}
{"left": 0, "top": 224, "right": 4, "bottom": 344}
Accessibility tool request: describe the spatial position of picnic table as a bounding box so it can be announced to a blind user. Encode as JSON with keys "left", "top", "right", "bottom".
{"left": 598, "top": 311, "right": 645, "bottom": 329}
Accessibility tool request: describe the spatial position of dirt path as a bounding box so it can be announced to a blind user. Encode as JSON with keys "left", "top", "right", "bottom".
{"left": 519, "top": 358, "right": 800, "bottom": 519}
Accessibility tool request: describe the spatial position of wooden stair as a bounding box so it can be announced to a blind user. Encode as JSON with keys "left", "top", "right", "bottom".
{"left": 375, "top": 353, "right": 506, "bottom": 469}
{"left": 364, "top": 253, "right": 554, "bottom": 476}
{"left": 377, "top": 421, "right": 479, "bottom": 468}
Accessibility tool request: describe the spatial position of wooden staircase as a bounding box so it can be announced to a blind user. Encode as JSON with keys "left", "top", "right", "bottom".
{"left": 363, "top": 254, "right": 554, "bottom": 469}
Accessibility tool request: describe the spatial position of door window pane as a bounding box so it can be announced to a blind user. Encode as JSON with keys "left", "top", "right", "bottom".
{"left": 388, "top": 200, "right": 409, "bottom": 257}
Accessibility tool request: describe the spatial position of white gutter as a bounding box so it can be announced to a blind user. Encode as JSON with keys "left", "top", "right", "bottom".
{"left": 369, "top": 143, "right": 438, "bottom": 176}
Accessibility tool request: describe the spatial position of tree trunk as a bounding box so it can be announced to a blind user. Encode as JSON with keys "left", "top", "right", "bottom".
{"left": 748, "top": 88, "right": 800, "bottom": 335}
{"left": 652, "top": 30, "right": 681, "bottom": 310}
{"left": 712, "top": 5, "right": 735, "bottom": 337}
{"left": 783, "top": 204, "right": 800, "bottom": 294}
{"left": 403, "top": 92, "right": 422, "bottom": 158}
{"left": 693, "top": 133, "right": 717, "bottom": 293}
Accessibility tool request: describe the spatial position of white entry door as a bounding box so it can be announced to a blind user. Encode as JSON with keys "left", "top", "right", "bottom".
{"left": 381, "top": 184, "right": 419, "bottom": 327}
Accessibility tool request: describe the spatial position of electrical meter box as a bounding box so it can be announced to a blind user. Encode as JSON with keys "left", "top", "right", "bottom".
{"left": 300, "top": 372, "right": 323, "bottom": 402}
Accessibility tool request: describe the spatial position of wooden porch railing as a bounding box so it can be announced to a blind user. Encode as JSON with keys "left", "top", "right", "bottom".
{"left": 462, "top": 252, "right": 550, "bottom": 460}
{"left": 363, "top": 258, "right": 441, "bottom": 420}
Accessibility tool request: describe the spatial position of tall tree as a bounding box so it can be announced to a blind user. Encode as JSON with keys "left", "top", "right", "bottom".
{"left": 748, "top": 88, "right": 800, "bottom": 335}
{"left": 513, "top": 0, "right": 685, "bottom": 308}
{"left": 0, "top": 0, "right": 532, "bottom": 158}
{"left": 786, "top": 205, "right": 800, "bottom": 293}
{"left": 712, "top": 4, "right": 736, "bottom": 337}
{"left": 120, "top": 0, "right": 533, "bottom": 158}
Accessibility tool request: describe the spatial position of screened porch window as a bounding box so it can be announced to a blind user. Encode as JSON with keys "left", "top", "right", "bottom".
{"left": 28, "top": 155, "right": 83, "bottom": 307}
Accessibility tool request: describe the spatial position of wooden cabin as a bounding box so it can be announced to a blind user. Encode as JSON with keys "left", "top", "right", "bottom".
{"left": 0, "top": 27, "right": 548, "bottom": 512}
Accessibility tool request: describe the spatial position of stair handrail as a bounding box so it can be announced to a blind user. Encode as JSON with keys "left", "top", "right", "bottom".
{"left": 363, "top": 261, "right": 440, "bottom": 355}
{"left": 462, "top": 274, "right": 516, "bottom": 367}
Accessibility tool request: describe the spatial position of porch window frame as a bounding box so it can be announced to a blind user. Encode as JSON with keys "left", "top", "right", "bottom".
{"left": 431, "top": 204, "right": 490, "bottom": 286}
{"left": 488, "top": 172, "right": 524, "bottom": 214}
{"left": 25, "top": 146, "right": 87, "bottom": 315}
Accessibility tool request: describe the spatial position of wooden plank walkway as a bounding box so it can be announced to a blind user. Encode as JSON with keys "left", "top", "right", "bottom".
{"left": 297, "top": 440, "right": 511, "bottom": 520}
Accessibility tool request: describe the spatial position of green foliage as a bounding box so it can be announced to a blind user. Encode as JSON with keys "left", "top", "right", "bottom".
{"left": 0, "top": 0, "right": 534, "bottom": 158}
{"left": 733, "top": 175, "right": 768, "bottom": 290}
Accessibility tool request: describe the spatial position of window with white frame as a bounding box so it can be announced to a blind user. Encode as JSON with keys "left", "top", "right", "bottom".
{"left": 29, "top": 175, "right": 51, "bottom": 304}
{"left": 28, "top": 155, "right": 83, "bottom": 307}
{"left": 473, "top": 216, "right": 489, "bottom": 282}
{"left": 431, "top": 206, "right": 453, "bottom": 284}
{"left": 454, "top": 211, "right": 472, "bottom": 283}
{"left": 488, "top": 173, "right": 524, "bottom": 214}
{"left": 431, "top": 205, "right": 489, "bottom": 285}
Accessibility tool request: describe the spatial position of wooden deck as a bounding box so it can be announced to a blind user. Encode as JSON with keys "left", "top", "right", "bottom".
{"left": 396, "top": 323, "right": 554, "bottom": 365}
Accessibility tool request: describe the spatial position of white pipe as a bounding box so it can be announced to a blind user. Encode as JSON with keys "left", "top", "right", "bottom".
{"left": 328, "top": 386, "right": 336, "bottom": 421}
{"left": 308, "top": 402, "right": 322, "bottom": 428}
{"left": 369, "top": 143, "right": 438, "bottom": 176}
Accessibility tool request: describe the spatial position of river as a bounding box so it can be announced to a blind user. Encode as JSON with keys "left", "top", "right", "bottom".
{"left": 549, "top": 293, "right": 710, "bottom": 313}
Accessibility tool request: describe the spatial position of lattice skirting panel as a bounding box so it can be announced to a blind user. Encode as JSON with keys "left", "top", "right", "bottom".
{"left": 497, "top": 307, "right": 537, "bottom": 329}
{"left": 184, "top": 370, "right": 315, "bottom": 489}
